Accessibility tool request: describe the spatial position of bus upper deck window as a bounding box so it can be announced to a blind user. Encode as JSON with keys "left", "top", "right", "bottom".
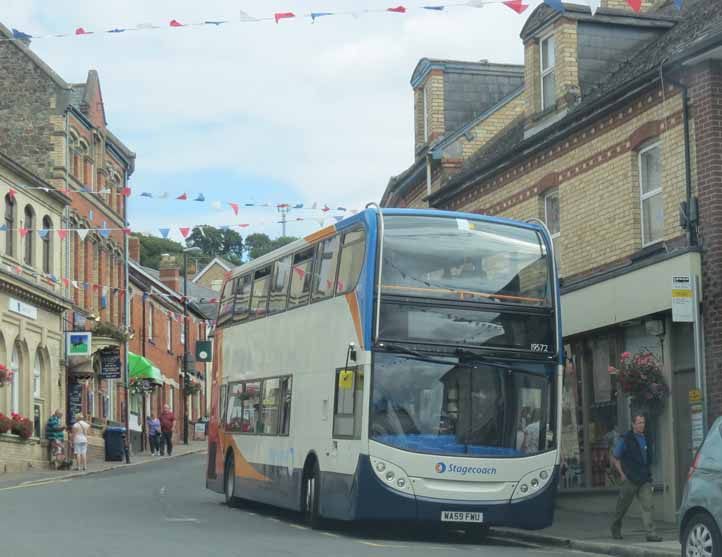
{"left": 250, "top": 266, "right": 272, "bottom": 318}
{"left": 313, "top": 235, "right": 340, "bottom": 301}
{"left": 233, "top": 274, "right": 252, "bottom": 322}
{"left": 336, "top": 229, "right": 365, "bottom": 295}
{"left": 288, "top": 247, "right": 314, "bottom": 308}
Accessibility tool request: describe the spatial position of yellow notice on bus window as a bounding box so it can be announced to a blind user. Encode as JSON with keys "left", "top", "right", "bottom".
{"left": 339, "top": 370, "right": 355, "bottom": 390}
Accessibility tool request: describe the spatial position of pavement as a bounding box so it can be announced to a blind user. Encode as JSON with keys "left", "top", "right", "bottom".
{"left": 0, "top": 452, "right": 600, "bottom": 557}
{"left": 0, "top": 439, "right": 207, "bottom": 490}
{"left": 493, "top": 508, "right": 680, "bottom": 557}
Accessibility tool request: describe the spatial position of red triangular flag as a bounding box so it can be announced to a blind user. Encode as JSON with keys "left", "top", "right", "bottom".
{"left": 274, "top": 12, "right": 295, "bottom": 23}
{"left": 8, "top": 189, "right": 16, "bottom": 200}
{"left": 322, "top": 204, "right": 330, "bottom": 212}
{"left": 75, "top": 27, "right": 93, "bottom": 35}
{"left": 57, "top": 229, "right": 67, "bottom": 240}
{"left": 93, "top": 284, "right": 99, "bottom": 290}
{"left": 627, "top": 0, "right": 642, "bottom": 12}
{"left": 179, "top": 227, "right": 191, "bottom": 238}
{"left": 177, "top": 193, "right": 188, "bottom": 200}
{"left": 293, "top": 266, "right": 306, "bottom": 278}
{"left": 169, "top": 19, "right": 185, "bottom": 27}
{"left": 122, "top": 187, "right": 131, "bottom": 196}
{"left": 209, "top": 297, "right": 218, "bottom": 304}
{"left": 238, "top": 224, "right": 249, "bottom": 228}
{"left": 19, "top": 227, "right": 29, "bottom": 237}
{"left": 122, "top": 227, "right": 131, "bottom": 235}
{"left": 15, "top": 265, "right": 22, "bottom": 274}
{"left": 118, "top": 290, "right": 125, "bottom": 298}
{"left": 503, "top": 0, "right": 529, "bottom": 13}
{"left": 387, "top": 6, "right": 407, "bottom": 13}
{"left": 62, "top": 278, "right": 70, "bottom": 287}
{"left": 229, "top": 202, "right": 239, "bottom": 216}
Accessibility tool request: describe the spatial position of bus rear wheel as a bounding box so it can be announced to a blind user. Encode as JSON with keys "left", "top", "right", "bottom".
{"left": 302, "top": 462, "right": 322, "bottom": 529}
{"left": 224, "top": 454, "right": 242, "bottom": 508}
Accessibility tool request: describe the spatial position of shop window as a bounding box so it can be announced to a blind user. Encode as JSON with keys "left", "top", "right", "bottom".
{"left": 233, "top": 274, "right": 253, "bottom": 322}
{"left": 540, "top": 34, "right": 556, "bottom": 111}
{"left": 336, "top": 229, "right": 366, "bottom": 294}
{"left": 288, "top": 247, "right": 314, "bottom": 308}
{"left": 269, "top": 255, "right": 292, "bottom": 315}
{"left": 640, "top": 143, "right": 663, "bottom": 246}
{"left": 250, "top": 266, "right": 271, "bottom": 318}
{"left": 312, "top": 235, "right": 340, "bottom": 301}
{"left": 333, "top": 366, "right": 364, "bottom": 439}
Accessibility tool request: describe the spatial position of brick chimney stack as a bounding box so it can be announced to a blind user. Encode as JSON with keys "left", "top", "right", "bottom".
{"left": 159, "top": 254, "right": 181, "bottom": 292}
{"left": 128, "top": 236, "right": 141, "bottom": 263}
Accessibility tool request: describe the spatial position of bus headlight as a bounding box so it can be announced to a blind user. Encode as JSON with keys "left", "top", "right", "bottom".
{"left": 512, "top": 467, "right": 554, "bottom": 500}
{"left": 370, "top": 457, "right": 414, "bottom": 495}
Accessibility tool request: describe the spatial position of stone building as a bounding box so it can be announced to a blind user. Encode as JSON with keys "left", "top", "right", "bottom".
{"left": 127, "top": 238, "right": 217, "bottom": 452}
{"left": 382, "top": 0, "right": 722, "bottom": 521}
{"left": 192, "top": 257, "right": 233, "bottom": 292}
{"left": 0, "top": 22, "right": 136, "bottom": 461}
{"left": 0, "top": 152, "right": 71, "bottom": 472}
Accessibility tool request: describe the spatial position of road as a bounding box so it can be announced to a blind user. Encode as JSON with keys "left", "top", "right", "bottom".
{"left": 0, "top": 453, "right": 588, "bottom": 557}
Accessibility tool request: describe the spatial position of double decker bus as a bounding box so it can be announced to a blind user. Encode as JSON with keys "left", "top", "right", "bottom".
{"left": 206, "top": 207, "right": 562, "bottom": 534}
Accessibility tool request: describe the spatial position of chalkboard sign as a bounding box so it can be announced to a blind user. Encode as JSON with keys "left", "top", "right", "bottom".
{"left": 99, "top": 347, "right": 122, "bottom": 380}
{"left": 68, "top": 382, "right": 83, "bottom": 425}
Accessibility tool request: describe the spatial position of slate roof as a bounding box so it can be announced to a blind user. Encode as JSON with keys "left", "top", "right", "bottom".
{"left": 430, "top": 0, "right": 722, "bottom": 206}
{"left": 138, "top": 265, "right": 219, "bottom": 320}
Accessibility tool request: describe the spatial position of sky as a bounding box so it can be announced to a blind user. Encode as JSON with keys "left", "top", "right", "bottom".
{"left": 3, "top": 0, "right": 548, "bottom": 242}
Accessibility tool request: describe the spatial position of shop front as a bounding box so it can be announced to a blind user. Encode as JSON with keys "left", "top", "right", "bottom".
{"left": 557, "top": 251, "right": 702, "bottom": 523}
{"left": 127, "top": 351, "right": 162, "bottom": 452}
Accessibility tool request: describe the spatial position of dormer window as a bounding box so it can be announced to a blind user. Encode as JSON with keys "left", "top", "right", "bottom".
{"left": 540, "top": 35, "right": 556, "bottom": 111}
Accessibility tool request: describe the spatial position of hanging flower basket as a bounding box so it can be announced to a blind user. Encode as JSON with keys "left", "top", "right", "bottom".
{"left": 0, "top": 364, "right": 13, "bottom": 388}
{"left": 609, "top": 351, "right": 669, "bottom": 415}
{"left": 184, "top": 381, "right": 202, "bottom": 396}
{"left": 0, "top": 413, "right": 12, "bottom": 434}
{"left": 10, "top": 413, "right": 33, "bottom": 439}
{"left": 129, "top": 378, "right": 155, "bottom": 395}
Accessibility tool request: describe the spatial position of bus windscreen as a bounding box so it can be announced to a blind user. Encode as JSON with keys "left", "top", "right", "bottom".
{"left": 381, "top": 215, "right": 551, "bottom": 306}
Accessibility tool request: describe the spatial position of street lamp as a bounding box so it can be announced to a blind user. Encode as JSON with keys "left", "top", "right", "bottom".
{"left": 182, "top": 246, "right": 202, "bottom": 445}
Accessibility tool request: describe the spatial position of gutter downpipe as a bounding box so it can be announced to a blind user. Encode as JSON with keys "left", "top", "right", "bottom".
{"left": 63, "top": 108, "right": 71, "bottom": 456}
{"left": 123, "top": 168, "right": 131, "bottom": 462}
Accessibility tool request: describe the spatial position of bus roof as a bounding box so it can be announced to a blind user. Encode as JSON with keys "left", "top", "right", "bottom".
{"left": 226, "top": 207, "right": 549, "bottom": 281}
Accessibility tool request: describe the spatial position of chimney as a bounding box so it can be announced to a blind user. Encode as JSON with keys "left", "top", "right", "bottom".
{"left": 159, "top": 254, "right": 181, "bottom": 292}
{"left": 601, "top": 0, "right": 656, "bottom": 11}
{"left": 128, "top": 236, "right": 141, "bottom": 263}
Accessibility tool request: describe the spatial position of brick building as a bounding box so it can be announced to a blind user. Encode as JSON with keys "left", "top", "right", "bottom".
{"left": 127, "top": 237, "right": 217, "bottom": 452}
{"left": 0, "top": 23, "right": 135, "bottom": 460}
{"left": 382, "top": 0, "right": 722, "bottom": 521}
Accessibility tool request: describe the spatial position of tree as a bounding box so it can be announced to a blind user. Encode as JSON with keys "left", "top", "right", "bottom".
{"left": 185, "top": 226, "right": 243, "bottom": 265}
{"left": 244, "top": 234, "right": 298, "bottom": 260}
{"left": 134, "top": 233, "right": 184, "bottom": 270}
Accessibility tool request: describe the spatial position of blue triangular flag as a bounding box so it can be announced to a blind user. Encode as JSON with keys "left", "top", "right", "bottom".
{"left": 194, "top": 193, "right": 205, "bottom": 202}
{"left": 140, "top": 192, "right": 153, "bottom": 198}
{"left": 674, "top": 0, "right": 683, "bottom": 9}
{"left": 0, "top": 225, "right": 7, "bottom": 232}
{"left": 107, "top": 28, "right": 126, "bottom": 33}
{"left": 336, "top": 207, "right": 347, "bottom": 211}
{"left": 38, "top": 229, "right": 49, "bottom": 239}
{"left": 544, "top": 0, "right": 565, "bottom": 12}
{"left": 204, "top": 20, "right": 228, "bottom": 26}
{"left": 245, "top": 203, "right": 255, "bottom": 206}
{"left": 83, "top": 282, "right": 90, "bottom": 289}
{"left": 333, "top": 216, "right": 344, "bottom": 222}
{"left": 12, "top": 28, "right": 32, "bottom": 40}
{"left": 294, "top": 203, "right": 304, "bottom": 209}
{"left": 311, "top": 12, "right": 334, "bottom": 22}
{"left": 100, "top": 228, "right": 110, "bottom": 239}
{"left": 49, "top": 274, "right": 58, "bottom": 283}
{"left": 159, "top": 228, "right": 170, "bottom": 239}
{"left": 423, "top": 6, "right": 445, "bottom": 10}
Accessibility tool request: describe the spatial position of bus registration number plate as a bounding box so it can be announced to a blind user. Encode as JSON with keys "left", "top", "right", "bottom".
{"left": 441, "top": 511, "right": 483, "bottom": 523}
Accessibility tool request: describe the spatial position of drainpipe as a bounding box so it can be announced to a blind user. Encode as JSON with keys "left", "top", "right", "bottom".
{"left": 123, "top": 168, "right": 131, "bottom": 462}
{"left": 63, "top": 108, "right": 71, "bottom": 455}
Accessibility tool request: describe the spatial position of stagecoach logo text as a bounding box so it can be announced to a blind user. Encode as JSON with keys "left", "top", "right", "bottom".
{"left": 435, "top": 462, "right": 497, "bottom": 476}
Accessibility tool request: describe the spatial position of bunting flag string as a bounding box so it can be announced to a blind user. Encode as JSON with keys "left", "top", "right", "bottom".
{"left": 2, "top": 1, "right": 552, "bottom": 44}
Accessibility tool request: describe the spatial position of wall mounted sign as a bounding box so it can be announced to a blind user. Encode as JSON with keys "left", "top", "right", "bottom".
{"left": 99, "top": 347, "right": 122, "bottom": 380}
{"left": 67, "top": 332, "right": 92, "bottom": 356}
{"left": 8, "top": 298, "right": 37, "bottom": 320}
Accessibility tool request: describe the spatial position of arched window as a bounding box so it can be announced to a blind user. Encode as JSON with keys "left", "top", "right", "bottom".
{"left": 33, "top": 350, "right": 42, "bottom": 399}
{"left": 23, "top": 205, "right": 34, "bottom": 265}
{"left": 10, "top": 344, "right": 20, "bottom": 413}
{"left": 42, "top": 215, "right": 52, "bottom": 274}
{"left": 4, "top": 193, "right": 15, "bottom": 256}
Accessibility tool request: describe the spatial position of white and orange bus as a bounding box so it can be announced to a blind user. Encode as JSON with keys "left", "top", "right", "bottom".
{"left": 206, "top": 207, "right": 562, "bottom": 535}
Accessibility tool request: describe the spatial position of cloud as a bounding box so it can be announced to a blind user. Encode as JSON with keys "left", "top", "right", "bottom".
{"left": 3, "top": 0, "right": 532, "bottom": 237}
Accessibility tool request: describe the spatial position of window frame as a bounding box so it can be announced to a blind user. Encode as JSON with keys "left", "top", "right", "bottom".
{"left": 166, "top": 313, "right": 173, "bottom": 353}
{"left": 23, "top": 204, "right": 35, "bottom": 266}
{"left": 5, "top": 193, "right": 15, "bottom": 257}
{"left": 332, "top": 365, "right": 364, "bottom": 440}
{"left": 42, "top": 216, "right": 53, "bottom": 274}
{"left": 311, "top": 234, "right": 341, "bottom": 302}
{"left": 268, "top": 255, "right": 293, "bottom": 315}
{"left": 288, "top": 246, "right": 316, "bottom": 309}
{"left": 543, "top": 189, "right": 560, "bottom": 239}
{"left": 336, "top": 228, "right": 367, "bottom": 295}
{"left": 232, "top": 274, "right": 253, "bottom": 322}
{"left": 540, "top": 34, "right": 556, "bottom": 112}
{"left": 224, "top": 375, "right": 293, "bottom": 437}
{"left": 249, "top": 265, "right": 272, "bottom": 320}
{"left": 639, "top": 142, "right": 663, "bottom": 247}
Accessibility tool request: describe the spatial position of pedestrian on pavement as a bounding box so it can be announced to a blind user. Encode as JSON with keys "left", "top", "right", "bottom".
{"left": 71, "top": 413, "right": 90, "bottom": 471}
{"left": 609, "top": 413, "right": 662, "bottom": 542}
{"left": 46, "top": 409, "right": 66, "bottom": 467}
{"left": 159, "top": 405, "right": 175, "bottom": 456}
{"left": 147, "top": 414, "right": 161, "bottom": 455}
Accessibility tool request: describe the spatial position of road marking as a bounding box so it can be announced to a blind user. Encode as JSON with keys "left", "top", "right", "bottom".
{"left": 359, "top": 541, "right": 410, "bottom": 549}
{"left": 321, "top": 532, "right": 339, "bottom": 538}
{"left": 290, "top": 524, "right": 309, "bottom": 530}
{"left": 0, "top": 479, "right": 71, "bottom": 492}
{"left": 164, "top": 518, "right": 199, "bottom": 523}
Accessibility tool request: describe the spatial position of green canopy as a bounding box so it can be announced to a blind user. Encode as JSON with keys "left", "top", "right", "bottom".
{"left": 128, "top": 352, "right": 163, "bottom": 384}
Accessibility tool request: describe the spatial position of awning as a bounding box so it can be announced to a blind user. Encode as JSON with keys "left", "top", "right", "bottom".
{"left": 128, "top": 352, "right": 163, "bottom": 384}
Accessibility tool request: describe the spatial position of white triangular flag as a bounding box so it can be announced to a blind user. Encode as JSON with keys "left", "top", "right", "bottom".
{"left": 589, "top": 0, "right": 600, "bottom": 14}
{"left": 71, "top": 280, "right": 80, "bottom": 289}
{"left": 467, "top": 0, "right": 485, "bottom": 7}
{"left": 211, "top": 200, "right": 222, "bottom": 210}
{"left": 76, "top": 228, "right": 90, "bottom": 241}
{"left": 239, "top": 10, "right": 259, "bottom": 22}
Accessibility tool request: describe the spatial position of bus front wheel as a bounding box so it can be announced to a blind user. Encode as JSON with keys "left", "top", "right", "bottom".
{"left": 302, "top": 461, "right": 322, "bottom": 529}
{"left": 224, "top": 454, "right": 242, "bottom": 508}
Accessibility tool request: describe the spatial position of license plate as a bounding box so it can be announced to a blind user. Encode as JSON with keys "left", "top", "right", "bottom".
{"left": 441, "top": 511, "right": 483, "bottom": 523}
